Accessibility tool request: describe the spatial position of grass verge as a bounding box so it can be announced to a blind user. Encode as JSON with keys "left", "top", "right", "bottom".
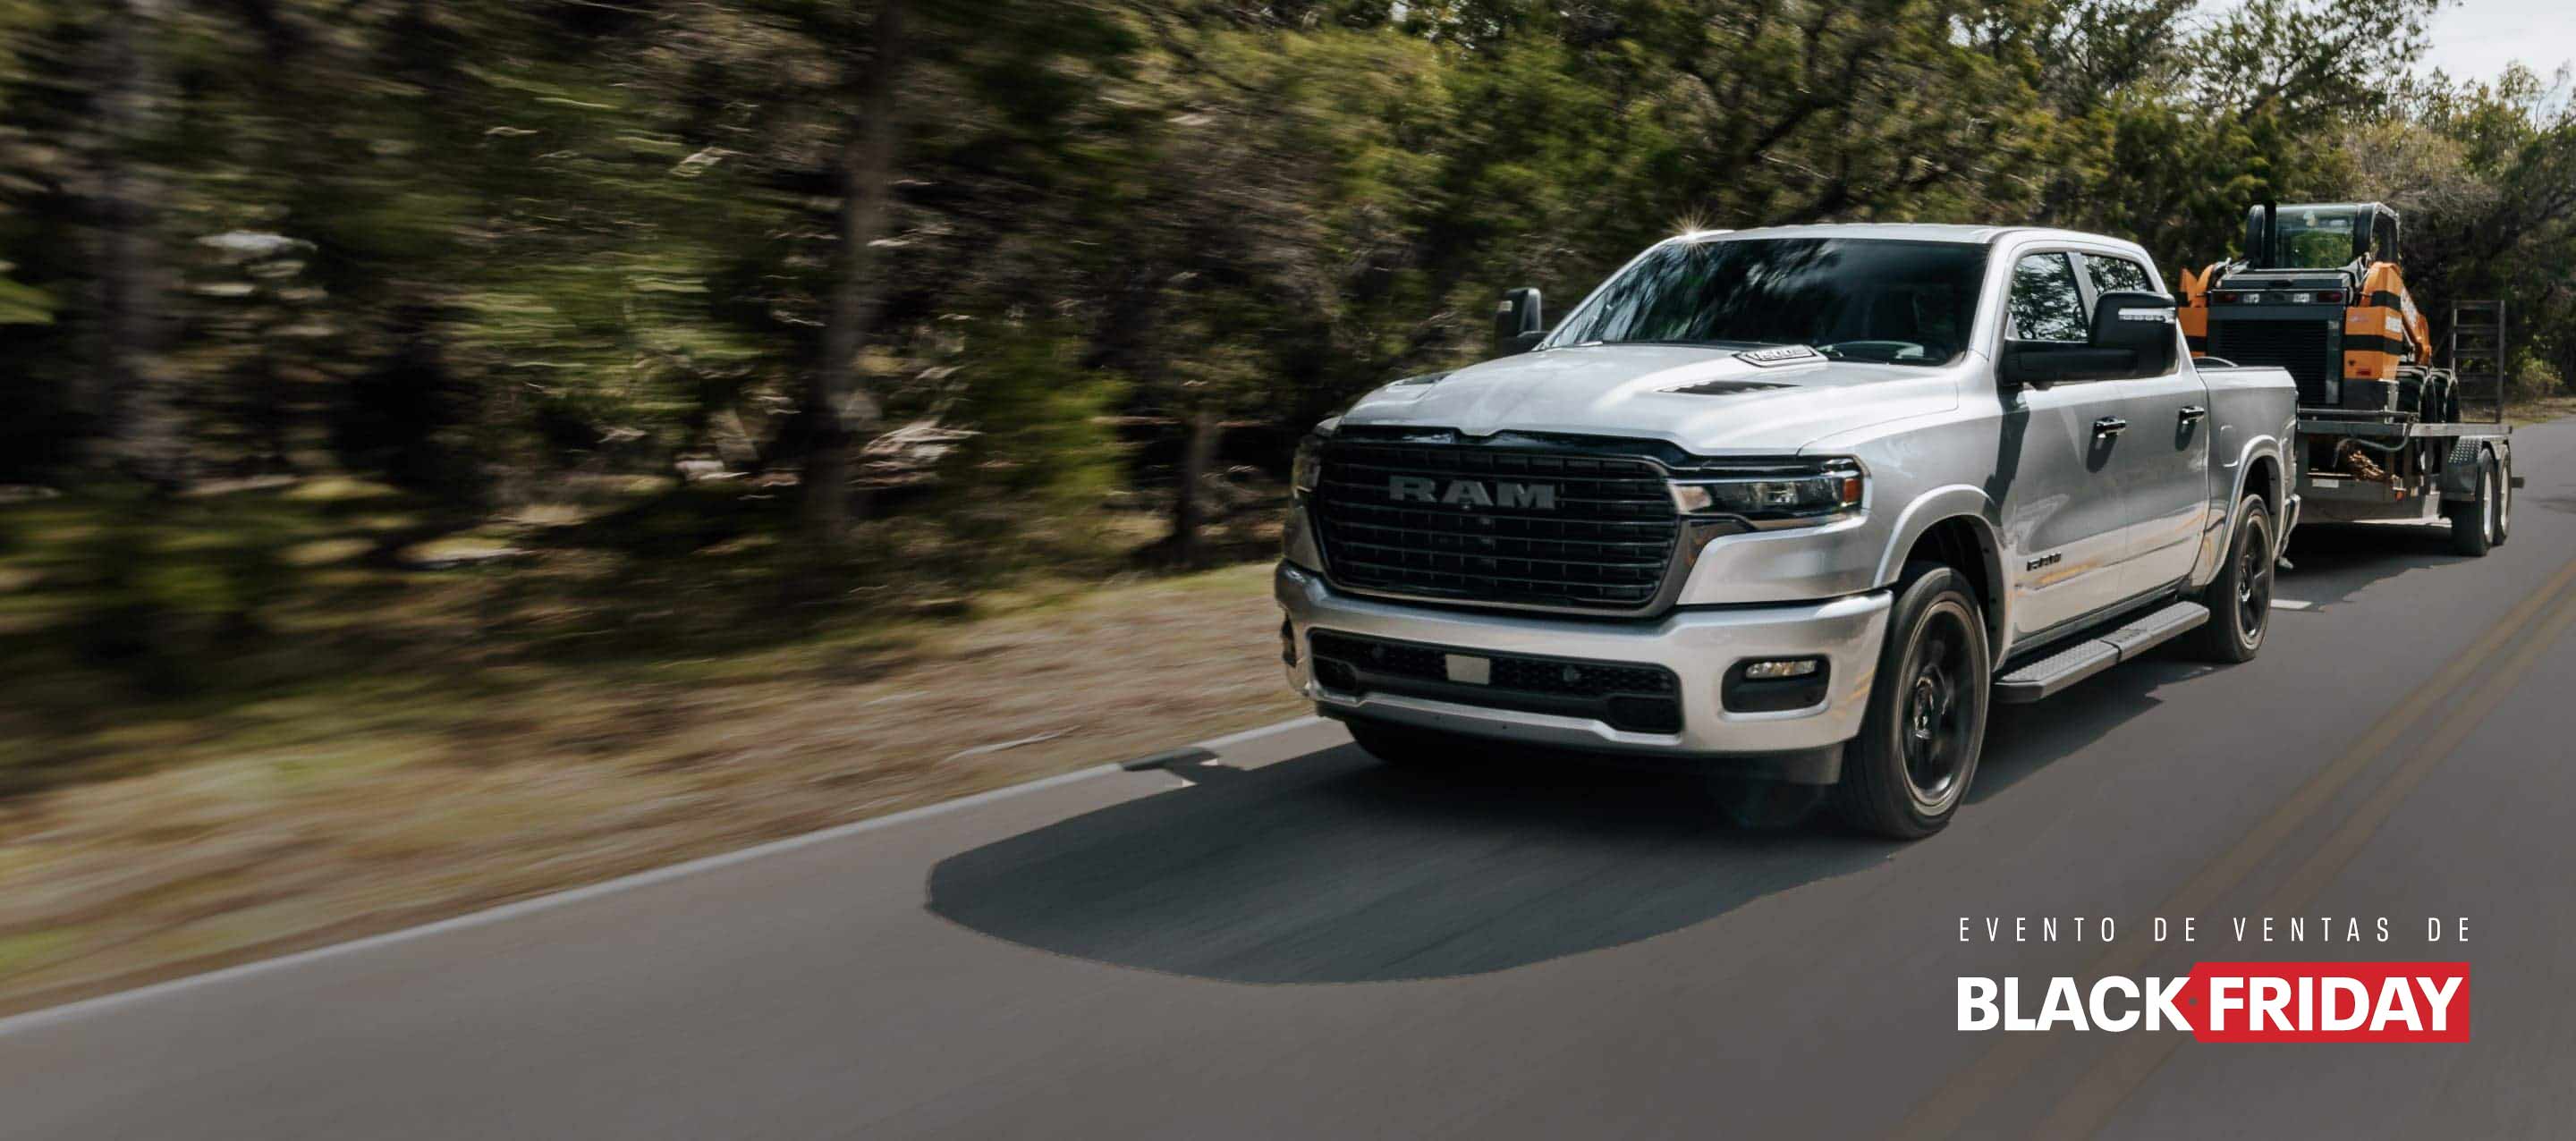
{"left": 0, "top": 480, "right": 1301, "bottom": 1015}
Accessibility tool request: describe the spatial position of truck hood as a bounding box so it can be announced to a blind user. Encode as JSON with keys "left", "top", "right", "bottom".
{"left": 1339, "top": 344, "right": 1962, "bottom": 453}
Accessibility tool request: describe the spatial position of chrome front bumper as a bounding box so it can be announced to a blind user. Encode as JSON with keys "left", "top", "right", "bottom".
{"left": 1276, "top": 562, "right": 1890, "bottom": 775}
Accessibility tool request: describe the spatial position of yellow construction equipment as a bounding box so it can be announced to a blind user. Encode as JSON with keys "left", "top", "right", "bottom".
{"left": 2178, "top": 201, "right": 2440, "bottom": 417}
{"left": 2179, "top": 200, "right": 2517, "bottom": 555}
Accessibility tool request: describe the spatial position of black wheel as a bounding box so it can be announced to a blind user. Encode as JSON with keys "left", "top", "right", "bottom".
{"left": 1344, "top": 719, "right": 1470, "bottom": 769}
{"left": 2400, "top": 368, "right": 2433, "bottom": 421}
{"left": 1830, "top": 562, "right": 1989, "bottom": 840}
{"left": 2186, "top": 495, "right": 2274, "bottom": 663}
{"left": 2448, "top": 452, "right": 2497, "bottom": 557}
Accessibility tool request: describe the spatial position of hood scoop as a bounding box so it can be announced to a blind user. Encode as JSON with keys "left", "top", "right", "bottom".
{"left": 1665, "top": 378, "right": 1795, "bottom": 397}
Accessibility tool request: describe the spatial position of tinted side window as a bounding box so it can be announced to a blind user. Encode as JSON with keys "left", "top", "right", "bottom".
{"left": 2009, "top": 253, "right": 2087, "bottom": 342}
{"left": 2082, "top": 254, "right": 2153, "bottom": 297}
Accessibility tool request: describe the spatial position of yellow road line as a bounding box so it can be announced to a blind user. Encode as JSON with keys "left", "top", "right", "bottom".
{"left": 2033, "top": 579, "right": 2576, "bottom": 1136}
{"left": 1891, "top": 554, "right": 2576, "bottom": 1140}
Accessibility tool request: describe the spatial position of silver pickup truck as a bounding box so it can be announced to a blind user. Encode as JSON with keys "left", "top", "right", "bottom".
{"left": 1277, "top": 224, "right": 2300, "bottom": 837}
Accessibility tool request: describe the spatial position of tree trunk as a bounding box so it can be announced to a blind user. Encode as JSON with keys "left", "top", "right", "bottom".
{"left": 802, "top": 0, "right": 906, "bottom": 545}
{"left": 88, "top": 0, "right": 182, "bottom": 487}
{"left": 1169, "top": 404, "right": 1222, "bottom": 564}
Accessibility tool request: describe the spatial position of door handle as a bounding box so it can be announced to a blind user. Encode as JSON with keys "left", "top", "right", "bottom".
{"left": 2092, "top": 416, "right": 2128, "bottom": 438}
{"left": 2178, "top": 405, "right": 2207, "bottom": 423}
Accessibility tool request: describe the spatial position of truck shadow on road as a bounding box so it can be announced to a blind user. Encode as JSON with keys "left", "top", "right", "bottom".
{"left": 927, "top": 663, "right": 2180, "bottom": 985}
{"left": 928, "top": 747, "right": 1885, "bottom": 984}
{"left": 2275, "top": 523, "right": 2473, "bottom": 610}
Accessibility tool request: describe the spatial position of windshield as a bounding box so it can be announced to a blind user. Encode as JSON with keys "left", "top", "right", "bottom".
{"left": 2270, "top": 207, "right": 2364, "bottom": 267}
{"left": 1546, "top": 238, "right": 1988, "bottom": 365}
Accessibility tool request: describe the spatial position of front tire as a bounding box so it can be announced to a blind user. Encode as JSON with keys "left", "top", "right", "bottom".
{"left": 2186, "top": 495, "right": 2274, "bottom": 663}
{"left": 1830, "top": 562, "right": 1990, "bottom": 840}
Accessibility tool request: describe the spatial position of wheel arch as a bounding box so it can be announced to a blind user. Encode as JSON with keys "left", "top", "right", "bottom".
{"left": 1874, "top": 486, "right": 2006, "bottom": 652}
{"left": 2245, "top": 452, "right": 2284, "bottom": 518}
{"left": 2199, "top": 434, "right": 2287, "bottom": 584}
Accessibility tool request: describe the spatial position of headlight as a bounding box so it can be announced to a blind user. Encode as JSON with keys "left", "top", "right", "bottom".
{"left": 1668, "top": 459, "right": 1864, "bottom": 528}
{"left": 1292, "top": 425, "right": 1335, "bottom": 493}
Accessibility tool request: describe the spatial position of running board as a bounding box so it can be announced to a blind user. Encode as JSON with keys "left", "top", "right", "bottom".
{"left": 1994, "top": 601, "right": 2210, "bottom": 704}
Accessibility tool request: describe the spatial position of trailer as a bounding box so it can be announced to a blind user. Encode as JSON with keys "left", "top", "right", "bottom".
{"left": 2283, "top": 301, "right": 2516, "bottom": 555}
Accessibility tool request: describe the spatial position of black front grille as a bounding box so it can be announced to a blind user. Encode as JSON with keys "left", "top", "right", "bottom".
{"left": 1310, "top": 441, "right": 1680, "bottom": 611}
{"left": 2209, "top": 317, "right": 2337, "bottom": 404}
{"left": 1307, "top": 630, "right": 1682, "bottom": 734}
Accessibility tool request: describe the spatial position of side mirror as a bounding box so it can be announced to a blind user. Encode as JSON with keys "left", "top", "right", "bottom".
{"left": 2089, "top": 290, "right": 2178, "bottom": 376}
{"left": 1494, "top": 287, "right": 1544, "bottom": 356}
{"left": 1997, "top": 291, "right": 2180, "bottom": 387}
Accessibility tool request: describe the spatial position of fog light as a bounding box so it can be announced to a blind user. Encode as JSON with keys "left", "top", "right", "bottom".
{"left": 1742, "top": 658, "right": 1822, "bottom": 680}
{"left": 1724, "top": 658, "right": 1829, "bottom": 713}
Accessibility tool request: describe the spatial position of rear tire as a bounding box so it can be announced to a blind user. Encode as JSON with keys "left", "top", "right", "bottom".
{"left": 2448, "top": 453, "right": 2497, "bottom": 557}
{"left": 1830, "top": 562, "right": 1989, "bottom": 840}
{"left": 2186, "top": 495, "right": 2274, "bottom": 663}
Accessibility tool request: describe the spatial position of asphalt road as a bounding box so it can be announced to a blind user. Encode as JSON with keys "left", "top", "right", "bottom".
{"left": 8, "top": 420, "right": 2576, "bottom": 1139}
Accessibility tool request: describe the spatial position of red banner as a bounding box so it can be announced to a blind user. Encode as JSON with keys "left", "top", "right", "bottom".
{"left": 2178, "top": 961, "right": 2470, "bottom": 1042}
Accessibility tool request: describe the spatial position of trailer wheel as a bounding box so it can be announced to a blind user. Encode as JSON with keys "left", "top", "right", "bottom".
{"left": 2186, "top": 495, "right": 2274, "bottom": 663}
{"left": 2494, "top": 453, "right": 2512, "bottom": 546}
{"left": 1830, "top": 562, "right": 1988, "bottom": 840}
{"left": 2447, "top": 452, "right": 2498, "bottom": 557}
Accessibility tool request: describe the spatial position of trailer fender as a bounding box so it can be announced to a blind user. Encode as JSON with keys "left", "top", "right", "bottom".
{"left": 2437, "top": 438, "right": 2491, "bottom": 499}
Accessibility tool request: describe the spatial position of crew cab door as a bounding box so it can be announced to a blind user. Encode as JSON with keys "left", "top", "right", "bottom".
{"left": 1993, "top": 250, "right": 2136, "bottom": 642}
{"left": 2080, "top": 251, "right": 2212, "bottom": 596}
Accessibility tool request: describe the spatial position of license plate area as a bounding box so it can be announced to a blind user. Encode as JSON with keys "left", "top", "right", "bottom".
{"left": 1302, "top": 630, "right": 1683, "bottom": 735}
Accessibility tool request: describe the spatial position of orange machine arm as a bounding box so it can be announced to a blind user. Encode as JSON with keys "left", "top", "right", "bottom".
{"left": 2342, "top": 262, "right": 2431, "bottom": 382}
{"left": 2177, "top": 263, "right": 2217, "bottom": 358}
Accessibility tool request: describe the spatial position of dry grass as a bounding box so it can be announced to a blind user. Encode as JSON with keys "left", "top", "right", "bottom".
{"left": 0, "top": 483, "right": 1302, "bottom": 1014}
{"left": 2506, "top": 393, "right": 2576, "bottom": 427}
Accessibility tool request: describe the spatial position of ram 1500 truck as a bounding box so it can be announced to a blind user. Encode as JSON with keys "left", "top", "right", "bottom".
{"left": 1277, "top": 224, "right": 2301, "bottom": 837}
